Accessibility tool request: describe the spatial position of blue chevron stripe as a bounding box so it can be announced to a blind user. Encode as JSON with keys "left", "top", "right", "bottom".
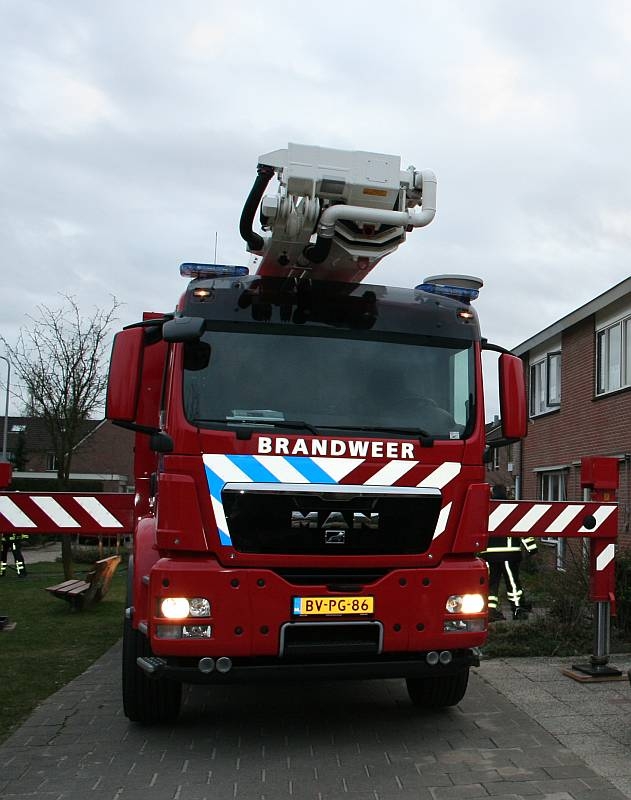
{"left": 285, "top": 456, "right": 337, "bottom": 484}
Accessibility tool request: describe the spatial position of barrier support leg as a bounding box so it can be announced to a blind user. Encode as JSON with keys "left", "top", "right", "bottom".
{"left": 571, "top": 600, "right": 621, "bottom": 679}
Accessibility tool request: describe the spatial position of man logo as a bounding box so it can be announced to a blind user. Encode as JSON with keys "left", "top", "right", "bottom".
{"left": 324, "top": 530, "right": 346, "bottom": 545}
{"left": 291, "top": 511, "right": 379, "bottom": 530}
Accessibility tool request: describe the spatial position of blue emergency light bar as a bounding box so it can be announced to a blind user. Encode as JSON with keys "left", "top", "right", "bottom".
{"left": 180, "top": 263, "right": 250, "bottom": 279}
{"left": 416, "top": 282, "right": 480, "bottom": 302}
{"left": 415, "top": 275, "right": 482, "bottom": 303}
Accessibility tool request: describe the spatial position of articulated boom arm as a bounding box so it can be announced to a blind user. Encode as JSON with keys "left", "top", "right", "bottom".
{"left": 240, "top": 143, "right": 437, "bottom": 283}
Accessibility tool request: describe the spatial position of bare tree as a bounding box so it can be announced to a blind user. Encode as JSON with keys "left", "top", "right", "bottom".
{"left": 2, "top": 295, "right": 120, "bottom": 577}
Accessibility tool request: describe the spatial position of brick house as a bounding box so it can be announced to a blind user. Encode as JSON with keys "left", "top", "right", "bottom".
{"left": 507, "top": 276, "right": 631, "bottom": 563}
{"left": 1, "top": 416, "right": 134, "bottom": 492}
{"left": 485, "top": 416, "right": 519, "bottom": 498}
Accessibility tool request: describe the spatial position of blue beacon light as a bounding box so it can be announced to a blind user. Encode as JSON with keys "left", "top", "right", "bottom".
{"left": 415, "top": 274, "right": 483, "bottom": 303}
{"left": 180, "top": 263, "right": 250, "bottom": 279}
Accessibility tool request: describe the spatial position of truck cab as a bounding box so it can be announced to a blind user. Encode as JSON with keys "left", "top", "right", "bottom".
{"left": 108, "top": 266, "right": 526, "bottom": 723}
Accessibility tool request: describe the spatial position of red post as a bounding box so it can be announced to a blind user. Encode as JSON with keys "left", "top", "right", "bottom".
{"left": 572, "top": 457, "right": 620, "bottom": 679}
{"left": 0, "top": 462, "right": 12, "bottom": 490}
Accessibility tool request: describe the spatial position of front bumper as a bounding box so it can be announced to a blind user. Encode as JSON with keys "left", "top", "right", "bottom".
{"left": 142, "top": 557, "right": 488, "bottom": 659}
{"left": 137, "top": 648, "right": 480, "bottom": 684}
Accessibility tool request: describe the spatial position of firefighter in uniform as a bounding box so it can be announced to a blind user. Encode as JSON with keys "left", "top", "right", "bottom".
{"left": 483, "top": 485, "right": 537, "bottom": 621}
{"left": 0, "top": 533, "right": 28, "bottom": 577}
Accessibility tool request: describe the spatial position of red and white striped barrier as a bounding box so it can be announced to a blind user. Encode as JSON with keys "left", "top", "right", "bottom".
{"left": 489, "top": 499, "right": 618, "bottom": 603}
{"left": 0, "top": 493, "right": 134, "bottom": 536}
{"left": 488, "top": 500, "right": 617, "bottom": 539}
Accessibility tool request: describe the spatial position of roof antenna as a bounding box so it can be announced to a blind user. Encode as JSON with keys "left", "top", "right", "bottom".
{"left": 214, "top": 232, "right": 218, "bottom": 262}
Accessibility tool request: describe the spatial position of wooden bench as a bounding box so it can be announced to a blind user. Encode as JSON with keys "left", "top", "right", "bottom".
{"left": 45, "top": 555, "right": 122, "bottom": 611}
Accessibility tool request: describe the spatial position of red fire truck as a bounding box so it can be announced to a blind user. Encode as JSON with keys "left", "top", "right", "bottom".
{"left": 0, "top": 144, "right": 618, "bottom": 723}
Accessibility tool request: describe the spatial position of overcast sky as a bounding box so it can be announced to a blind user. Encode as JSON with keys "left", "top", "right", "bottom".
{"left": 2, "top": 0, "right": 631, "bottom": 416}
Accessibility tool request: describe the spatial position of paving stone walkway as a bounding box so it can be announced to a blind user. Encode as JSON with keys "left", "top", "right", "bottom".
{"left": 2, "top": 642, "right": 631, "bottom": 799}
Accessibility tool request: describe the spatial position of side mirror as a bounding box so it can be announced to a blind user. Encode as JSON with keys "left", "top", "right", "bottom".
{"left": 163, "top": 316, "right": 205, "bottom": 342}
{"left": 106, "top": 328, "right": 144, "bottom": 422}
{"left": 498, "top": 353, "right": 527, "bottom": 440}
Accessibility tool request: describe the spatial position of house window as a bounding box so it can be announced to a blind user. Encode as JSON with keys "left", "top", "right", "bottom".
{"left": 597, "top": 318, "right": 631, "bottom": 394}
{"left": 547, "top": 352, "right": 561, "bottom": 405}
{"left": 539, "top": 469, "right": 567, "bottom": 569}
{"left": 46, "top": 452, "right": 59, "bottom": 471}
{"left": 529, "top": 351, "right": 561, "bottom": 416}
{"left": 492, "top": 447, "right": 500, "bottom": 470}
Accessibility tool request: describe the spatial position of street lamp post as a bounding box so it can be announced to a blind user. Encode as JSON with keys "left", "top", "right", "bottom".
{"left": 0, "top": 355, "right": 9, "bottom": 462}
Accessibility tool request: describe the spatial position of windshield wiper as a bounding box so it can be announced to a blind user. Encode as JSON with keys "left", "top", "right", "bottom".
{"left": 261, "top": 419, "right": 320, "bottom": 435}
{"left": 320, "top": 424, "right": 433, "bottom": 438}
{"left": 192, "top": 418, "right": 320, "bottom": 435}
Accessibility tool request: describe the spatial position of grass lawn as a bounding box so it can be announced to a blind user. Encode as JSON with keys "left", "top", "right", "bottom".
{"left": 0, "top": 560, "right": 126, "bottom": 744}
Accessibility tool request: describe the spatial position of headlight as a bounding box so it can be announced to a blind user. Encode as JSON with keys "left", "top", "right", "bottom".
{"left": 161, "top": 597, "right": 190, "bottom": 619}
{"left": 189, "top": 598, "right": 211, "bottom": 617}
{"left": 445, "top": 593, "right": 485, "bottom": 614}
{"left": 160, "top": 596, "right": 211, "bottom": 619}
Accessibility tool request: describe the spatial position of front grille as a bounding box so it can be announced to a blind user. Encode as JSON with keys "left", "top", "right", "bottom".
{"left": 222, "top": 484, "right": 441, "bottom": 556}
{"left": 280, "top": 621, "right": 382, "bottom": 657}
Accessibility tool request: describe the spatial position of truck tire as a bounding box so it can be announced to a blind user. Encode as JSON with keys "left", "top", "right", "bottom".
{"left": 122, "top": 616, "right": 182, "bottom": 724}
{"left": 406, "top": 668, "right": 469, "bottom": 708}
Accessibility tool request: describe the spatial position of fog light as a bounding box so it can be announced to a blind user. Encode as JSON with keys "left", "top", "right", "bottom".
{"left": 426, "top": 650, "right": 439, "bottom": 665}
{"left": 161, "top": 597, "right": 190, "bottom": 619}
{"left": 156, "top": 624, "right": 182, "bottom": 639}
{"left": 182, "top": 625, "right": 213, "bottom": 639}
{"left": 439, "top": 650, "right": 452, "bottom": 664}
{"left": 444, "top": 618, "right": 486, "bottom": 633}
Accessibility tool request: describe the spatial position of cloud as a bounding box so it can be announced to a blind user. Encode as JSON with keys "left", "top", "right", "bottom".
{"left": 2, "top": 0, "right": 631, "bottom": 422}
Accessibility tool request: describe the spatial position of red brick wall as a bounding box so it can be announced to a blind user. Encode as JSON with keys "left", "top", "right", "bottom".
{"left": 519, "top": 315, "right": 631, "bottom": 546}
{"left": 72, "top": 422, "right": 135, "bottom": 486}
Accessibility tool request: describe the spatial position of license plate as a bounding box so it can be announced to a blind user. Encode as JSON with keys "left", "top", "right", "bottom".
{"left": 292, "top": 596, "right": 374, "bottom": 616}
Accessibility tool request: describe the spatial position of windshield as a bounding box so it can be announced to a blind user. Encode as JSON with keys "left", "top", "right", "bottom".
{"left": 182, "top": 330, "right": 475, "bottom": 439}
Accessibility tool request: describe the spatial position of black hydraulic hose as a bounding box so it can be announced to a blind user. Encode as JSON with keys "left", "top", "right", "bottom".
{"left": 303, "top": 236, "right": 333, "bottom": 264}
{"left": 239, "top": 164, "right": 275, "bottom": 252}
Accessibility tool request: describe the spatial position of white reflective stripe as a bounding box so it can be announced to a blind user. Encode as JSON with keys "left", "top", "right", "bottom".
{"left": 310, "top": 457, "right": 364, "bottom": 482}
{"left": 511, "top": 504, "right": 551, "bottom": 532}
{"left": 32, "top": 496, "right": 80, "bottom": 528}
{"left": 432, "top": 502, "right": 452, "bottom": 539}
{"left": 0, "top": 497, "right": 36, "bottom": 528}
{"left": 253, "top": 456, "right": 308, "bottom": 483}
{"left": 504, "top": 561, "right": 520, "bottom": 603}
{"left": 73, "top": 496, "right": 123, "bottom": 528}
{"left": 545, "top": 504, "right": 585, "bottom": 533}
{"left": 365, "top": 460, "right": 418, "bottom": 486}
{"left": 210, "top": 496, "right": 229, "bottom": 537}
{"left": 488, "top": 503, "right": 518, "bottom": 531}
{"left": 596, "top": 543, "right": 616, "bottom": 572}
{"left": 578, "top": 505, "right": 616, "bottom": 533}
{"left": 203, "top": 454, "right": 251, "bottom": 483}
{"left": 417, "top": 462, "right": 461, "bottom": 489}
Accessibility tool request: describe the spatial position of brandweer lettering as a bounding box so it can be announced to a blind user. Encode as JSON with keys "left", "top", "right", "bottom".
{"left": 257, "top": 436, "right": 415, "bottom": 459}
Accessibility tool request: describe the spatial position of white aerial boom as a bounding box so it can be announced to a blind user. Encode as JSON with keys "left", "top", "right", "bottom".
{"left": 239, "top": 143, "right": 437, "bottom": 283}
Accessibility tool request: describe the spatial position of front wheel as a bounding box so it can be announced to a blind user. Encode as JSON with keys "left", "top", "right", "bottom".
{"left": 406, "top": 668, "right": 469, "bottom": 708}
{"left": 122, "top": 617, "right": 182, "bottom": 724}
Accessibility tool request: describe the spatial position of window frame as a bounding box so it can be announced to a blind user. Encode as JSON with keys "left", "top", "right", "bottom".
{"left": 596, "top": 317, "right": 631, "bottom": 396}
{"left": 529, "top": 349, "right": 562, "bottom": 417}
{"left": 539, "top": 469, "right": 567, "bottom": 569}
{"left": 546, "top": 351, "right": 561, "bottom": 406}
